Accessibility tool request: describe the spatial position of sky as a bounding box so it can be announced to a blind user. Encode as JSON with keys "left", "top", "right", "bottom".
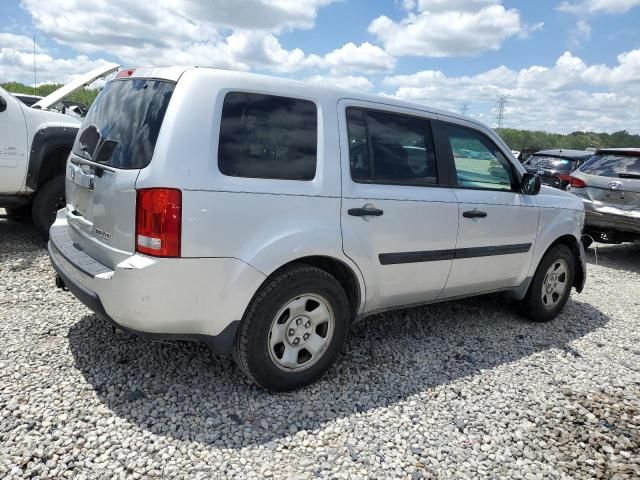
{"left": 1, "top": 0, "right": 639, "bottom": 134}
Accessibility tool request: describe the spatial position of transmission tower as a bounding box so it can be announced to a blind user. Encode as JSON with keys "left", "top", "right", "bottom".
{"left": 496, "top": 95, "right": 508, "bottom": 128}
{"left": 460, "top": 102, "right": 469, "bottom": 116}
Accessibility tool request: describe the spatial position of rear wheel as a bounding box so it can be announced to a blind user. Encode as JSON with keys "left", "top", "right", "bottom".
{"left": 519, "top": 244, "right": 575, "bottom": 322}
{"left": 232, "top": 264, "right": 349, "bottom": 391}
{"left": 32, "top": 175, "right": 65, "bottom": 238}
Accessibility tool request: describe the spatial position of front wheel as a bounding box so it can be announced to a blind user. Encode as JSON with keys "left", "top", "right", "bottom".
{"left": 232, "top": 265, "right": 350, "bottom": 391}
{"left": 519, "top": 244, "right": 575, "bottom": 322}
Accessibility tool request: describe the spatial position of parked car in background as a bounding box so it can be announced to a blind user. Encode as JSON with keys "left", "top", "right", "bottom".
{"left": 523, "top": 149, "right": 594, "bottom": 190}
{"left": 48, "top": 68, "right": 587, "bottom": 391}
{"left": 517, "top": 147, "right": 540, "bottom": 163}
{"left": 568, "top": 148, "right": 640, "bottom": 246}
{"left": 14, "top": 94, "right": 89, "bottom": 118}
{"left": 0, "top": 63, "right": 119, "bottom": 235}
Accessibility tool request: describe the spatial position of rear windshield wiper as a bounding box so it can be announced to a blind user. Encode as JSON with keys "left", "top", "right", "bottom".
{"left": 618, "top": 173, "right": 640, "bottom": 179}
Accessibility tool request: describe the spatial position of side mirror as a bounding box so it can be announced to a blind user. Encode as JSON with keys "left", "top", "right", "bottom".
{"left": 521, "top": 172, "right": 541, "bottom": 195}
{"left": 0, "top": 96, "right": 7, "bottom": 112}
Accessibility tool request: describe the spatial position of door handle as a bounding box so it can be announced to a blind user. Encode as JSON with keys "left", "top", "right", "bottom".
{"left": 463, "top": 210, "right": 487, "bottom": 219}
{"left": 348, "top": 207, "right": 384, "bottom": 217}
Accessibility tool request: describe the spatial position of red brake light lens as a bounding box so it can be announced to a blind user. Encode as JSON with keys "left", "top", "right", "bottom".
{"left": 136, "top": 188, "right": 181, "bottom": 257}
{"left": 116, "top": 68, "right": 135, "bottom": 78}
{"left": 569, "top": 176, "right": 586, "bottom": 188}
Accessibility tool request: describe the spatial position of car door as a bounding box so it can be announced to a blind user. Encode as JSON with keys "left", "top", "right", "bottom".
{"left": 435, "top": 120, "right": 539, "bottom": 298}
{"left": 0, "top": 89, "right": 29, "bottom": 193}
{"left": 339, "top": 101, "right": 459, "bottom": 312}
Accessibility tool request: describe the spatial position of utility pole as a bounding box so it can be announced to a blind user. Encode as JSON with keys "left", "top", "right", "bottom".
{"left": 460, "top": 102, "right": 469, "bottom": 116}
{"left": 496, "top": 95, "right": 508, "bottom": 128}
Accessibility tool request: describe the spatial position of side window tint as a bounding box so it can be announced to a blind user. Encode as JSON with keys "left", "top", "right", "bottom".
{"left": 444, "top": 125, "right": 513, "bottom": 190}
{"left": 346, "top": 108, "right": 369, "bottom": 181}
{"left": 346, "top": 107, "right": 437, "bottom": 186}
{"left": 218, "top": 92, "right": 317, "bottom": 180}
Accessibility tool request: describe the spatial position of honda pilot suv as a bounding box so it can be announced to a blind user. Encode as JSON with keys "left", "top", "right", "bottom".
{"left": 49, "top": 68, "right": 587, "bottom": 391}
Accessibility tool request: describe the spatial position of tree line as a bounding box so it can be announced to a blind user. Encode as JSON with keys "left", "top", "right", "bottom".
{"left": 496, "top": 128, "right": 640, "bottom": 151}
{"left": 1, "top": 82, "right": 99, "bottom": 108}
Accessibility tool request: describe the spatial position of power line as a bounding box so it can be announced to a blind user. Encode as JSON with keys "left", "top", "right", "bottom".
{"left": 459, "top": 102, "right": 469, "bottom": 116}
{"left": 496, "top": 95, "right": 508, "bottom": 128}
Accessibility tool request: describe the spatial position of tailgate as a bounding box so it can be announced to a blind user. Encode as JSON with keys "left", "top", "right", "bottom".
{"left": 65, "top": 77, "right": 175, "bottom": 268}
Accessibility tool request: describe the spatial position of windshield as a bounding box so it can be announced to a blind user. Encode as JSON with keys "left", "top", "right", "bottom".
{"left": 580, "top": 154, "right": 640, "bottom": 178}
{"left": 525, "top": 155, "right": 575, "bottom": 172}
{"left": 72, "top": 79, "right": 175, "bottom": 169}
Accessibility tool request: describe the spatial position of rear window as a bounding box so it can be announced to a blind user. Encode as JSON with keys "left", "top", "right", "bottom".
{"left": 526, "top": 155, "right": 574, "bottom": 172}
{"left": 72, "top": 79, "right": 175, "bottom": 169}
{"left": 218, "top": 92, "right": 317, "bottom": 181}
{"left": 580, "top": 154, "right": 640, "bottom": 178}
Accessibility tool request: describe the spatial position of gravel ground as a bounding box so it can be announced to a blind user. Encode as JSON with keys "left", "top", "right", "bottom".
{"left": 1, "top": 212, "right": 639, "bottom": 479}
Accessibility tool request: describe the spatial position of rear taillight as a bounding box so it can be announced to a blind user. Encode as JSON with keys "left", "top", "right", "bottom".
{"left": 569, "top": 176, "right": 586, "bottom": 188}
{"left": 136, "top": 188, "right": 181, "bottom": 257}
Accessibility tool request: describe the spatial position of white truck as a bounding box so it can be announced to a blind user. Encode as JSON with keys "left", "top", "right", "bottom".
{"left": 0, "top": 64, "right": 118, "bottom": 236}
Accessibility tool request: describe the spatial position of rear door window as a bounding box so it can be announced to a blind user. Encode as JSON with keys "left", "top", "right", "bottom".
{"left": 346, "top": 107, "right": 437, "bottom": 185}
{"left": 218, "top": 92, "right": 317, "bottom": 181}
{"left": 72, "top": 79, "right": 175, "bottom": 169}
{"left": 580, "top": 154, "right": 640, "bottom": 178}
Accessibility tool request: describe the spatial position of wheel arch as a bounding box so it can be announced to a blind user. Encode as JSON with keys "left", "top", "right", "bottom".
{"left": 545, "top": 234, "right": 585, "bottom": 293}
{"left": 26, "top": 126, "right": 78, "bottom": 190}
{"left": 529, "top": 208, "right": 586, "bottom": 293}
{"left": 248, "top": 255, "right": 365, "bottom": 321}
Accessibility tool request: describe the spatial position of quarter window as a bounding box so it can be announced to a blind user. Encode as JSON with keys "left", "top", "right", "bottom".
{"left": 346, "top": 107, "right": 437, "bottom": 185}
{"left": 218, "top": 92, "right": 317, "bottom": 180}
{"left": 443, "top": 125, "right": 514, "bottom": 191}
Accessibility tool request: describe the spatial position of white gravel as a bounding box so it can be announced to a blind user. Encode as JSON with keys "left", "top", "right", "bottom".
{"left": 1, "top": 211, "right": 639, "bottom": 479}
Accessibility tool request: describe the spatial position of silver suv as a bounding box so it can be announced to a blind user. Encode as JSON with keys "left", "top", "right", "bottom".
{"left": 49, "top": 68, "right": 587, "bottom": 391}
{"left": 568, "top": 148, "right": 640, "bottom": 246}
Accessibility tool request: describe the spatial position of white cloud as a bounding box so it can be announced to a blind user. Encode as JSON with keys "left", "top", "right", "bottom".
{"left": 306, "top": 74, "right": 374, "bottom": 91}
{"left": 0, "top": 32, "right": 112, "bottom": 85}
{"left": 557, "top": 0, "right": 640, "bottom": 15}
{"left": 383, "top": 49, "right": 640, "bottom": 133}
{"left": 320, "top": 42, "right": 396, "bottom": 74}
{"left": 368, "top": 1, "right": 524, "bottom": 57}
{"left": 15, "top": 0, "right": 389, "bottom": 76}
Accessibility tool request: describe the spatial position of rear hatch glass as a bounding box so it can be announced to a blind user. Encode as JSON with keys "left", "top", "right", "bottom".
{"left": 72, "top": 79, "right": 175, "bottom": 168}
{"left": 580, "top": 154, "right": 640, "bottom": 179}
{"left": 65, "top": 78, "right": 175, "bottom": 268}
{"left": 526, "top": 156, "right": 573, "bottom": 172}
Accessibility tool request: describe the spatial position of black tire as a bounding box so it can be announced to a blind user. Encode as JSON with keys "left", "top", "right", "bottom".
{"left": 232, "top": 264, "right": 350, "bottom": 391}
{"left": 519, "top": 244, "right": 575, "bottom": 322}
{"left": 32, "top": 175, "right": 65, "bottom": 238}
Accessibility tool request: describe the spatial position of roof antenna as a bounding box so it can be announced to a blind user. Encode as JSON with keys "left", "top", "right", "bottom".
{"left": 33, "top": 34, "right": 37, "bottom": 96}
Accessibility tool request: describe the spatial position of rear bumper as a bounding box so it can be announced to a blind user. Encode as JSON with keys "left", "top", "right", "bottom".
{"left": 583, "top": 204, "right": 640, "bottom": 236}
{"left": 48, "top": 216, "right": 266, "bottom": 354}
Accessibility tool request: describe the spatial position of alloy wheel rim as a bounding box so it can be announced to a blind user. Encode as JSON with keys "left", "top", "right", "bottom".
{"left": 541, "top": 258, "right": 569, "bottom": 309}
{"left": 267, "top": 294, "right": 335, "bottom": 372}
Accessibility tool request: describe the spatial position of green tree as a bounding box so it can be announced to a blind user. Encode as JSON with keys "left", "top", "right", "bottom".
{"left": 1, "top": 81, "right": 100, "bottom": 107}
